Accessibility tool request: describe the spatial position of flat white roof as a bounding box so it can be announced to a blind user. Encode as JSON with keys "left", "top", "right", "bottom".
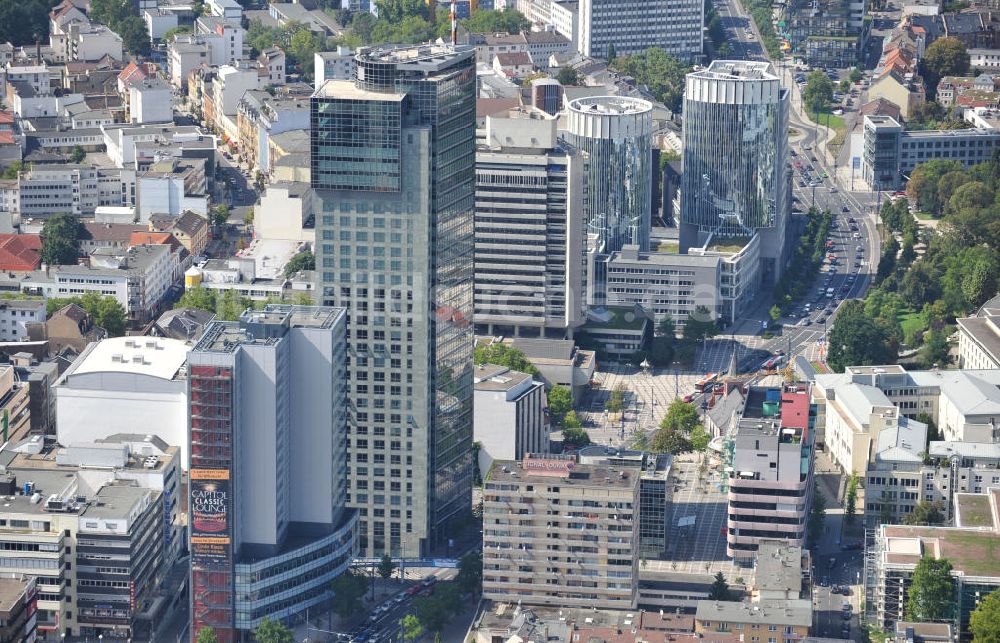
{"left": 72, "top": 336, "right": 188, "bottom": 380}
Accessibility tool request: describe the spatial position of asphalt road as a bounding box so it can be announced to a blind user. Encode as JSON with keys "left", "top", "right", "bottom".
{"left": 701, "top": 0, "right": 885, "bottom": 374}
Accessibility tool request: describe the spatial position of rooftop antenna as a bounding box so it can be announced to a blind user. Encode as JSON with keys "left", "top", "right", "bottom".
{"left": 450, "top": 0, "right": 457, "bottom": 46}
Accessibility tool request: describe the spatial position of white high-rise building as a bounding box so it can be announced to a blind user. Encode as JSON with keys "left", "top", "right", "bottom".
{"left": 474, "top": 107, "right": 586, "bottom": 338}
{"left": 188, "top": 305, "right": 356, "bottom": 642}
{"left": 578, "top": 0, "right": 703, "bottom": 59}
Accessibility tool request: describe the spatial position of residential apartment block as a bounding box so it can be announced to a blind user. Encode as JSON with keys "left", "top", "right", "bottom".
{"left": 483, "top": 455, "right": 640, "bottom": 609}
{"left": 0, "top": 435, "right": 181, "bottom": 639}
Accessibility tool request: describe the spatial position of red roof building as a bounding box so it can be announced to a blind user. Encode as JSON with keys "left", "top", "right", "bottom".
{"left": 0, "top": 234, "right": 42, "bottom": 272}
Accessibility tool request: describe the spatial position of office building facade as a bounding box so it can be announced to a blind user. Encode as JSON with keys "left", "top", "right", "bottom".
{"left": 188, "top": 306, "right": 356, "bottom": 641}
{"left": 724, "top": 386, "right": 814, "bottom": 560}
{"left": 578, "top": 0, "right": 703, "bottom": 59}
{"left": 311, "top": 45, "right": 477, "bottom": 558}
{"left": 567, "top": 95, "right": 653, "bottom": 256}
{"left": 474, "top": 108, "right": 585, "bottom": 338}
{"left": 681, "top": 61, "right": 789, "bottom": 284}
{"left": 473, "top": 363, "right": 548, "bottom": 479}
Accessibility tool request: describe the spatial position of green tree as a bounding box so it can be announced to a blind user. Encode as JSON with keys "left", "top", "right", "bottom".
{"left": 906, "top": 557, "right": 954, "bottom": 622}
{"left": 460, "top": 8, "right": 530, "bottom": 34}
{"left": 253, "top": 617, "right": 293, "bottom": 643}
{"left": 605, "top": 384, "right": 627, "bottom": 413}
{"left": 414, "top": 583, "right": 460, "bottom": 633}
{"left": 162, "top": 24, "right": 193, "bottom": 41}
{"left": 118, "top": 15, "right": 151, "bottom": 56}
{"left": 283, "top": 250, "right": 316, "bottom": 278}
{"left": 845, "top": 472, "right": 859, "bottom": 524}
{"left": 556, "top": 66, "right": 579, "bottom": 85}
{"left": 849, "top": 67, "right": 863, "bottom": 83}
{"left": 808, "top": 488, "right": 826, "bottom": 544}
{"left": 377, "top": 553, "right": 396, "bottom": 580}
{"left": 330, "top": 571, "right": 367, "bottom": 619}
{"left": 690, "top": 425, "right": 710, "bottom": 452}
{"left": 651, "top": 425, "right": 691, "bottom": 454}
{"left": 802, "top": 71, "right": 834, "bottom": 116}
{"left": 923, "top": 37, "right": 969, "bottom": 94}
{"left": 826, "top": 300, "right": 897, "bottom": 372}
{"left": 215, "top": 289, "right": 248, "bottom": 321}
{"left": 95, "top": 296, "right": 126, "bottom": 336}
{"left": 562, "top": 410, "right": 582, "bottom": 430}
{"left": 610, "top": 47, "right": 691, "bottom": 112}
{"left": 662, "top": 399, "right": 700, "bottom": 434}
{"left": 769, "top": 304, "right": 781, "bottom": 321}
{"left": 177, "top": 287, "right": 217, "bottom": 313}
{"left": 0, "top": 160, "right": 26, "bottom": 180}
{"left": 400, "top": 614, "right": 424, "bottom": 642}
{"left": 546, "top": 385, "right": 572, "bottom": 422}
{"left": 903, "top": 501, "right": 945, "bottom": 526}
{"left": 70, "top": 145, "right": 86, "bottom": 163}
{"left": 562, "top": 425, "right": 590, "bottom": 448}
{"left": 0, "top": 0, "right": 60, "bottom": 46}
{"left": 683, "top": 305, "right": 718, "bottom": 342}
{"left": 606, "top": 41, "right": 616, "bottom": 61}
{"left": 920, "top": 328, "right": 951, "bottom": 368}
{"left": 40, "top": 213, "right": 83, "bottom": 266}
{"left": 244, "top": 206, "right": 255, "bottom": 225}
{"left": 210, "top": 204, "right": 230, "bottom": 227}
{"left": 709, "top": 571, "right": 733, "bottom": 601}
{"left": 196, "top": 628, "right": 219, "bottom": 643}
{"left": 456, "top": 550, "right": 482, "bottom": 595}
{"left": 970, "top": 587, "right": 1000, "bottom": 642}
{"left": 473, "top": 343, "right": 540, "bottom": 376}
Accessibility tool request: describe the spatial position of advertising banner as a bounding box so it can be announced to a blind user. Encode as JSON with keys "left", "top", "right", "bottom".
{"left": 190, "top": 469, "right": 231, "bottom": 569}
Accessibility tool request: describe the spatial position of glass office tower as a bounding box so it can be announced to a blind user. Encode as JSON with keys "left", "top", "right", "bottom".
{"left": 680, "top": 60, "right": 789, "bottom": 281}
{"left": 311, "top": 45, "right": 476, "bottom": 557}
{"left": 566, "top": 95, "right": 653, "bottom": 255}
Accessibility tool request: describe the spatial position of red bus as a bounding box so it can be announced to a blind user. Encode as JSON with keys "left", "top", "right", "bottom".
{"left": 694, "top": 373, "right": 718, "bottom": 393}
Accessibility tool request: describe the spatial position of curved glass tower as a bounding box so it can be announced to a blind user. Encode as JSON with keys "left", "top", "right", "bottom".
{"left": 567, "top": 96, "right": 653, "bottom": 254}
{"left": 681, "top": 61, "right": 788, "bottom": 239}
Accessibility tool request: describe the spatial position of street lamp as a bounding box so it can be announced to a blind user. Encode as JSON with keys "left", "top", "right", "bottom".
{"left": 640, "top": 358, "right": 653, "bottom": 428}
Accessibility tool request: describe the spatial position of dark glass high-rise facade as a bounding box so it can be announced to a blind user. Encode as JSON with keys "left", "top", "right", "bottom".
{"left": 681, "top": 61, "right": 788, "bottom": 239}
{"left": 311, "top": 45, "right": 476, "bottom": 557}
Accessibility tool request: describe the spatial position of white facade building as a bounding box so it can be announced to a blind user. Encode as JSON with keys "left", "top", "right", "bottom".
{"left": 22, "top": 244, "right": 176, "bottom": 323}
{"left": 957, "top": 304, "right": 1000, "bottom": 370}
{"left": 129, "top": 78, "right": 174, "bottom": 124}
{"left": 71, "top": 25, "right": 123, "bottom": 62}
{"left": 18, "top": 165, "right": 99, "bottom": 217}
{"left": 473, "top": 364, "right": 548, "bottom": 479}
{"left": 314, "top": 48, "right": 356, "bottom": 92}
{"left": 168, "top": 36, "right": 210, "bottom": 89}
{"left": 969, "top": 48, "right": 1000, "bottom": 69}
{"left": 53, "top": 336, "right": 190, "bottom": 467}
{"left": 0, "top": 299, "right": 46, "bottom": 341}
{"left": 578, "top": 0, "right": 702, "bottom": 58}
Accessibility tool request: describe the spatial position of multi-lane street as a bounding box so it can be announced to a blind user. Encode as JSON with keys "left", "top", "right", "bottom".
{"left": 695, "top": 0, "right": 885, "bottom": 374}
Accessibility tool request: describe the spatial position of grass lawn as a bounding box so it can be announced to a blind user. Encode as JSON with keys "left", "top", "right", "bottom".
{"left": 810, "top": 361, "right": 829, "bottom": 374}
{"left": 913, "top": 211, "right": 936, "bottom": 221}
{"left": 657, "top": 242, "right": 679, "bottom": 253}
{"left": 898, "top": 308, "right": 927, "bottom": 337}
